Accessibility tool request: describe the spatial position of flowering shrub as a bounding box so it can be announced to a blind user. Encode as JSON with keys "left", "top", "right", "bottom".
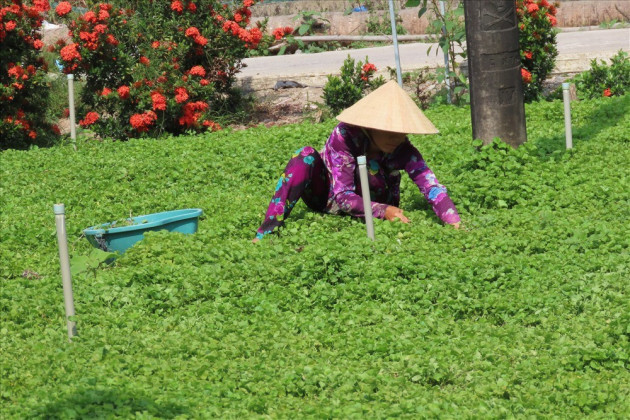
{"left": 517, "top": 0, "right": 559, "bottom": 102}
{"left": 323, "top": 55, "right": 385, "bottom": 115}
{"left": 570, "top": 50, "right": 629, "bottom": 99}
{"left": 54, "top": 0, "right": 266, "bottom": 139}
{"left": 1, "top": 0, "right": 60, "bottom": 149}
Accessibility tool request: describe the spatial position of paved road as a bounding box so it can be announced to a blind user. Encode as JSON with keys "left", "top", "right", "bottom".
{"left": 238, "top": 28, "right": 629, "bottom": 90}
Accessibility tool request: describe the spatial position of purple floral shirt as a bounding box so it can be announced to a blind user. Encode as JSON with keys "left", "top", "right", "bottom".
{"left": 321, "top": 123, "right": 460, "bottom": 224}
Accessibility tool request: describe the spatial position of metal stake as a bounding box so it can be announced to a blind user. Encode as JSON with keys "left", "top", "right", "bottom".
{"left": 54, "top": 203, "right": 77, "bottom": 341}
{"left": 440, "top": 0, "right": 452, "bottom": 104}
{"left": 357, "top": 156, "right": 375, "bottom": 240}
{"left": 67, "top": 74, "right": 77, "bottom": 151}
{"left": 562, "top": 82, "right": 573, "bottom": 149}
{"left": 388, "top": 0, "right": 403, "bottom": 86}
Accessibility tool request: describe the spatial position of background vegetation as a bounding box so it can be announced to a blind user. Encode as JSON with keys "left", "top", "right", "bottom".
{"left": 1, "top": 96, "right": 628, "bottom": 418}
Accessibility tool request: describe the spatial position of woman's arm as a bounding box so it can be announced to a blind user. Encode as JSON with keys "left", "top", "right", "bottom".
{"left": 401, "top": 142, "right": 461, "bottom": 225}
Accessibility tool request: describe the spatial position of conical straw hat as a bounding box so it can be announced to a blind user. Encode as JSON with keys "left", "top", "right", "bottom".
{"left": 336, "top": 80, "right": 438, "bottom": 134}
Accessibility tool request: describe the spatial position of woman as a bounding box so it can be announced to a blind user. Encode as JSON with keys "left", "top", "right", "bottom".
{"left": 253, "top": 80, "right": 461, "bottom": 242}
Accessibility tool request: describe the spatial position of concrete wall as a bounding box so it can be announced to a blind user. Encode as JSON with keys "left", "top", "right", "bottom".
{"left": 252, "top": 1, "right": 630, "bottom": 34}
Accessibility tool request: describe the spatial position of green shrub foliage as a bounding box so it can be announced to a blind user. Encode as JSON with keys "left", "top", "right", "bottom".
{"left": 572, "top": 50, "right": 629, "bottom": 99}
{"left": 1, "top": 0, "right": 60, "bottom": 150}
{"left": 517, "top": 0, "right": 559, "bottom": 102}
{"left": 53, "top": 0, "right": 265, "bottom": 139}
{"left": 323, "top": 55, "right": 385, "bottom": 115}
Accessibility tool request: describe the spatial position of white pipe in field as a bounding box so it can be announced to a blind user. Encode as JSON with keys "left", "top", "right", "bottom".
{"left": 67, "top": 74, "right": 77, "bottom": 151}
{"left": 357, "top": 156, "right": 375, "bottom": 241}
{"left": 562, "top": 82, "right": 573, "bottom": 149}
{"left": 54, "top": 203, "right": 77, "bottom": 341}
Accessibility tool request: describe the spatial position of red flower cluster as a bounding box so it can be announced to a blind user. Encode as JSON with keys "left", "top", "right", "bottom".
{"left": 179, "top": 101, "right": 209, "bottom": 127}
{"left": 55, "top": 1, "right": 72, "bottom": 17}
{"left": 130, "top": 111, "right": 158, "bottom": 132}
{"left": 521, "top": 68, "right": 532, "bottom": 84}
{"left": 171, "top": 1, "right": 184, "bottom": 14}
{"left": 603, "top": 88, "right": 612, "bottom": 97}
{"left": 360, "top": 62, "right": 377, "bottom": 82}
{"left": 79, "top": 111, "right": 100, "bottom": 127}
{"left": 188, "top": 65, "right": 206, "bottom": 77}
{"left": 174, "top": 87, "right": 189, "bottom": 103}
{"left": 184, "top": 26, "right": 207, "bottom": 45}
{"left": 151, "top": 91, "right": 167, "bottom": 111}
{"left": 272, "top": 26, "right": 293, "bottom": 41}
{"left": 520, "top": 0, "right": 557, "bottom": 27}
{"left": 203, "top": 120, "right": 221, "bottom": 131}
{"left": 117, "top": 85, "right": 130, "bottom": 99}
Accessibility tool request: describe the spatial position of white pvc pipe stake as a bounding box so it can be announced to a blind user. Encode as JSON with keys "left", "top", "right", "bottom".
{"left": 357, "top": 156, "right": 375, "bottom": 241}
{"left": 54, "top": 203, "right": 77, "bottom": 341}
{"left": 67, "top": 74, "right": 77, "bottom": 151}
{"left": 562, "top": 82, "right": 573, "bottom": 149}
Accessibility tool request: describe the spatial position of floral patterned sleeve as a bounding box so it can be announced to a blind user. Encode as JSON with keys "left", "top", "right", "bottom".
{"left": 399, "top": 141, "right": 461, "bottom": 224}
{"left": 325, "top": 127, "right": 389, "bottom": 219}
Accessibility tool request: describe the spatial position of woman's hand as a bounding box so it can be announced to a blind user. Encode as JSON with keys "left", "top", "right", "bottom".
{"left": 384, "top": 206, "right": 409, "bottom": 223}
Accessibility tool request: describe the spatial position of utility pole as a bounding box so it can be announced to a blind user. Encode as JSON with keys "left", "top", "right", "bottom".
{"left": 463, "top": 0, "right": 527, "bottom": 148}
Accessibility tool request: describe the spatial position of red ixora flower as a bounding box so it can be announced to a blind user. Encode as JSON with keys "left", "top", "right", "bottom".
{"left": 130, "top": 111, "right": 157, "bottom": 132}
{"left": 203, "top": 120, "right": 221, "bottom": 131}
{"left": 55, "top": 2, "right": 72, "bottom": 17}
{"left": 189, "top": 66, "right": 206, "bottom": 77}
{"left": 174, "top": 87, "right": 189, "bottom": 103}
{"left": 526, "top": 3, "right": 539, "bottom": 14}
{"left": 272, "top": 26, "right": 293, "bottom": 41}
{"left": 101, "top": 87, "right": 112, "bottom": 96}
{"left": 179, "top": 101, "right": 209, "bottom": 127}
{"left": 151, "top": 91, "right": 167, "bottom": 111}
{"left": 34, "top": 0, "right": 50, "bottom": 13}
{"left": 603, "top": 88, "right": 612, "bottom": 97}
{"left": 140, "top": 56, "right": 150, "bottom": 66}
{"left": 60, "top": 43, "right": 81, "bottom": 62}
{"left": 79, "top": 111, "right": 99, "bottom": 127}
{"left": 521, "top": 68, "right": 532, "bottom": 84}
{"left": 524, "top": 51, "right": 533, "bottom": 60}
{"left": 5, "top": 21, "right": 17, "bottom": 31}
{"left": 193, "top": 35, "right": 207, "bottom": 46}
{"left": 171, "top": 1, "right": 184, "bottom": 13}
{"left": 117, "top": 85, "right": 130, "bottom": 99}
{"left": 185, "top": 27, "right": 200, "bottom": 38}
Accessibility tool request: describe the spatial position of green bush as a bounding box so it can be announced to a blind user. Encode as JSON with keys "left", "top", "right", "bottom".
{"left": 323, "top": 55, "right": 385, "bottom": 115}
{"left": 572, "top": 50, "right": 629, "bottom": 99}
{"left": 0, "top": 0, "right": 61, "bottom": 150}
{"left": 53, "top": 0, "right": 266, "bottom": 139}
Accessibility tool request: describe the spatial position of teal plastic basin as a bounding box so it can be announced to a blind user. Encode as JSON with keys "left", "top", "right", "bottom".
{"left": 84, "top": 208, "right": 203, "bottom": 254}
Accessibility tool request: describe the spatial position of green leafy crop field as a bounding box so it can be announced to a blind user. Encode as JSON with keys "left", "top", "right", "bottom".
{"left": 1, "top": 97, "right": 628, "bottom": 418}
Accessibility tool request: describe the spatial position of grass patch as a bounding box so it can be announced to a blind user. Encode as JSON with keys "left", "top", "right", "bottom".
{"left": 1, "top": 97, "right": 628, "bottom": 417}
